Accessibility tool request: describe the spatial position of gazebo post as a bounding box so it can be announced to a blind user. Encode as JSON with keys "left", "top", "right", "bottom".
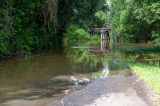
{"left": 89, "top": 27, "right": 111, "bottom": 53}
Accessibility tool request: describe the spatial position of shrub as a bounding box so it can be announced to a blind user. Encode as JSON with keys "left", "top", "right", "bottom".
{"left": 65, "top": 25, "right": 90, "bottom": 42}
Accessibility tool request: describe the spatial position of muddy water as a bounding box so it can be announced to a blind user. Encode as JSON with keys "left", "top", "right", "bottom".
{"left": 0, "top": 43, "right": 159, "bottom": 106}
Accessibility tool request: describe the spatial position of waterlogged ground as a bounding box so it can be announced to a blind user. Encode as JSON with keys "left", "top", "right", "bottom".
{"left": 0, "top": 42, "right": 159, "bottom": 106}
{"left": 51, "top": 75, "right": 148, "bottom": 106}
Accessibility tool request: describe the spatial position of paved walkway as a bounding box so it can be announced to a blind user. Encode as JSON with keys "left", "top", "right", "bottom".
{"left": 50, "top": 75, "right": 148, "bottom": 106}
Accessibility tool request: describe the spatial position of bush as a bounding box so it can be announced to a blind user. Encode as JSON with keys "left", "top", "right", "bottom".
{"left": 152, "top": 31, "right": 160, "bottom": 45}
{"left": 65, "top": 25, "right": 90, "bottom": 42}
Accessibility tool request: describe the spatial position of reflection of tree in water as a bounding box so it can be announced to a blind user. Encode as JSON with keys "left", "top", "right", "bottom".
{"left": 102, "top": 51, "right": 129, "bottom": 71}
{"left": 0, "top": 54, "right": 71, "bottom": 104}
{"left": 66, "top": 48, "right": 103, "bottom": 74}
{"left": 126, "top": 52, "right": 160, "bottom": 66}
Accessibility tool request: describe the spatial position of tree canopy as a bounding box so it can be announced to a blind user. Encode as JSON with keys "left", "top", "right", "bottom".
{"left": 0, "top": 0, "right": 106, "bottom": 57}
{"left": 108, "top": 0, "right": 160, "bottom": 43}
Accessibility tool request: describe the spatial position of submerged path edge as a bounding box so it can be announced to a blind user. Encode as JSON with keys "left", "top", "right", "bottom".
{"left": 49, "top": 73, "right": 156, "bottom": 106}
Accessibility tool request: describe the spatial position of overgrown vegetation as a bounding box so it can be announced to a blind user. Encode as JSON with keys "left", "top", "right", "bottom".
{"left": 64, "top": 25, "right": 90, "bottom": 42}
{"left": 0, "top": 0, "right": 59, "bottom": 57}
{"left": 64, "top": 25, "right": 100, "bottom": 42}
{"left": 108, "top": 0, "right": 160, "bottom": 43}
{"left": 0, "top": 0, "right": 106, "bottom": 57}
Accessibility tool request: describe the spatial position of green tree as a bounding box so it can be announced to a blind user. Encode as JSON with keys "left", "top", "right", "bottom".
{"left": 0, "top": 0, "right": 106, "bottom": 57}
{"left": 108, "top": 0, "right": 160, "bottom": 43}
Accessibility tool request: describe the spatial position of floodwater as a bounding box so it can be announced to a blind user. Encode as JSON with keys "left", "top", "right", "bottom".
{"left": 0, "top": 42, "right": 159, "bottom": 106}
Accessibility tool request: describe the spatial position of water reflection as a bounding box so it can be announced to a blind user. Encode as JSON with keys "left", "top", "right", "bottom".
{"left": 0, "top": 42, "right": 158, "bottom": 105}
{"left": 0, "top": 44, "right": 110, "bottom": 105}
{"left": 0, "top": 53, "right": 72, "bottom": 104}
{"left": 66, "top": 47, "right": 103, "bottom": 74}
{"left": 126, "top": 53, "right": 160, "bottom": 66}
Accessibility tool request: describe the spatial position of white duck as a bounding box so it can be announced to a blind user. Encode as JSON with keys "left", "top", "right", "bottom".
{"left": 70, "top": 76, "right": 79, "bottom": 85}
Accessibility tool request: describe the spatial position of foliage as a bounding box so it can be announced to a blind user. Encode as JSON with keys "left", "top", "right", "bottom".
{"left": 57, "top": 0, "right": 107, "bottom": 29}
{"left": 108, "top": 0, "right": 160, "bottom": 43}
{"left": 90, "top": 34, "right": 100, "bottom": 41}
{"left": 65, "top": 25, "right": 90, "bottom": 42}
{"left": 95, "top": 11, "right": 107, "bottom": 21}
{"left": 64, "top": 25, "right": 102, "bottom": 42}
{"left": 0, "top": 0, "right": 106, "bottom": 57}
{"left": 118, "top": 45, "right": 160, "bottom": 53}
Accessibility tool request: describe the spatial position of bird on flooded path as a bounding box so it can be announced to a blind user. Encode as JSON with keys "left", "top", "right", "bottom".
{"left": 70, "top": 76, "right": 91, "bottom": 85}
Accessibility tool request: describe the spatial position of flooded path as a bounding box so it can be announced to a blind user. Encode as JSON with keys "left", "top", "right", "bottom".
{"left": 0, "top": 42, "right": 159, "bottom": 106}
{"left": 51, "top": 75, "right": 148, "bottom": 106}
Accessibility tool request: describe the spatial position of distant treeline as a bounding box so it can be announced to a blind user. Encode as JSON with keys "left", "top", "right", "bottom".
{"left": 0, "top": 0, "right": 106, "bottom": 57}
{"left": 108, "top": 0, "right": 160, "bottom": 43}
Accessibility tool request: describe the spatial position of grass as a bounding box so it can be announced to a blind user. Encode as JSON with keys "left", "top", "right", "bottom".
{"left": 129, "top": 62, "right": 160, "bottom": 104}
{"left": 118, "top": 45, "right": 160, "bottom": 53}
{"left": 118, "top": 44, "right": 160, "bottom": 104}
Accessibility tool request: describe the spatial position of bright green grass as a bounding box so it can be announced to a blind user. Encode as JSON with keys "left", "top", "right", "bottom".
{"left": 129, "top": 63, "right": 160, "bottom": 103}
